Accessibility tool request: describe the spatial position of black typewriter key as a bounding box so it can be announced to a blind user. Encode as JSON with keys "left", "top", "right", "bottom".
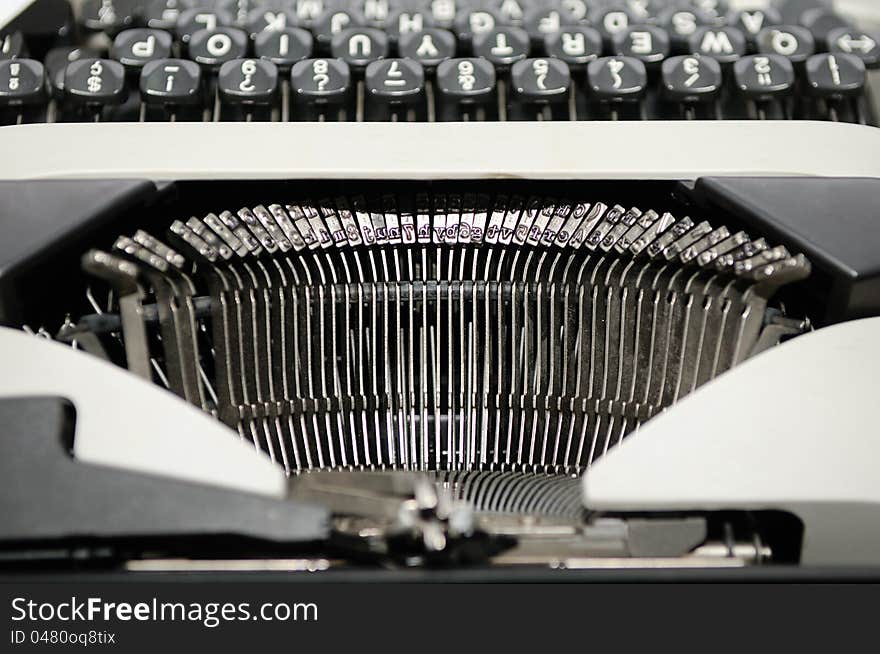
{"left": 453, "top": 8, "right": 502, "bottom": 48}
{"left": 140, "top": 58, "right": 202, "bottom": 109}
{"left": 363, "top": 0, "right": 390, "bottom": 27}
{"left": 658, "top": 7, "right": 715, "bottom": 51}
{"left": 80, "top": 0, "right": 140, "bottom": 34}
{"left": 614, "top": 25, "right": 670, "bottom": 67}
{"left": 331, "top": 28, "right": 387, "bottom": 72}
{"left": 473, "top": 27, "right": 530, "bottom": 70}
{"left": 510, "top": 57, "right": 570, "bottom": 119}
{"left": 290, "top": 57, "right": 351, "bottom": 118}
{"left": 292, "top": 0, "right": 327, "bottom": 28}
{"left": 218, "top": 58, "right": 278, "bottom": 118}
{"left": 511, "top": 58, "right": 570, "bottom": 102}
{"left": 255, "top": 27, "right": 313, "bottom": 69}
{"left": 544, "top": 27, "right": 602, "bottom": 71}
{"left": 365, "top": 58, "right": 424, "bottom": 120}
{"left": 689, "top": 27, "right": 746, "bottom": 64}
{"left": 45, "top": 47, "right": 98, "bottom": 96}
{"left": 398, "top": 28, "right": 456, "bottom": 71}
{"left": 111, "top": 29, "right": 174, "bottom": 73}
{"left": 246, "top": 7, "right": 298, "bottom": 38}
{"left": 756, "top": 25, "right": 814, "bottom": 65}
{"left": 805, "top": 53, "right": 865, "bottom": 98}
{"left": 429, "top": 0, "right": 457, "bottom": 29}
{"left": 436, "top": 57, "right": 496, "bottom": 120}
{"left": 726, "top": 7, "right": 782, "bottom": 46}
{"left": 798, "top": 8, "right": 849, "bottom": 49}
{"left": 587, "top": 55, "right": 647, "bottom": 118}
{"left": 0, "top": 32, "right": 26, "bottom": 59}
{"left": 144, "top": 0, "right": 181, "bottom": 30}
{"left": 828, "top": 29, "right": 880, "bottom": 70}
{"left": 188, "top": 27, "right": 249, "bottom": 69}
{"left": 734, "top": 54, "right": 794, "bottom": 101}
{"left": 590, "top": 5, "right": 636, "bottom": 46}
{"left": 661, "top": 54, "right": 722, "bottom": 114}
{"left": 0, "top": 59, "right": 46, "bottom": 106}
{"left": 522, "top": 6, "right": 577, "bottom": 48}
{"left": 386, "top": 9, "right": 435, "bottom": 44}
{"left": 64, "top": 58, "right": 126, "bottom": 117}
{"left": 679, "top": 0, "right": 728, "bottom": 20}
{"left": 733, "top": 53, "right": 794, "bottom": 119}
{"left": 313, "top": 9, "right": 367, "bottom": 51}
{"left": 177, "top": 7, "right": 235, "bottom": 43}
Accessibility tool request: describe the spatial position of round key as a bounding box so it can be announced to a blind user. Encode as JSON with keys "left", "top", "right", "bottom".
{"left": 429, "top": 0, "right": 457, "bottom": 29}
{"left": 111, "top": 29, "right": 174, "bottom": 72}
{"left": 799, "top": 8, "right": 849, "bottom": 48}
{"left": 255, "top": 27, "right": 313, "bottom": 70}
{"left": 658, "top": 7, "right": 715, "bottom": 50}
{"left": 1, "top": 32, "right": 26, "bottom": 58}
{"left": 398, "top": 28, "right": 456, "bottom": 71}
{"left": 313, "top": 9, "right": 366, "bottom": 49}
{"left": 290, "top": 58, "right": 351, "bottom": 105}
{"left": 679, "top": 0, "right": 727, "bottom": 21}
{"left": 0, "top": 59, "right": 45, "bottom": 106}
{"left": 386, "top": 9, "right": 435, "bottom": 43}
{"left": 560, "top": 0, "right": 589, "bottom": 22}
{"left": 590, "top": 5, "right": 636, "bottom": 43}
{"left": 805, "top": 52, "right": 865, "bottom": 98}
{"left": 80, "top": 0, "right": 140, "bottom": 34}
{"left": 587, "top": 55, "right": 647, "bottom": 101}
{"left": 661, "top": 54, "right": 722, "bottom": 103}
{"left": 331, "top": 27, "right": 388, "bottom": 71}
{"left": 473, "top": 27, "right": 530, "bottom": 69}
{"left": 614, "top": 25, "right": 670, "bottom": 66}
{"left": 246, "top": 7, "right": 297, "bottom": 38}
{"left": 436, "top": 57, "right": 496, "bottom": 104}
{"left": 188, "top": 27, "right": 248, "bottom": 69}
{"left": 365, "top": 58, "right": 424, "bottom": 104}
{"left": 292, "top": 0, "right": 326, "bottom": 28}
{"left": 144, "top": 0, "right": 182, "bottom": 30}
{"left": 453, "top": 8, "right": 501, "bottom": 45}
{"left": 726, "top": 7, "right": 782, "bottom": 45}
{"left": 511, "top": 57, "right": 570, "bottom": 104}
{"left": 523, "top": 6, "right": 577, "bottom": 47}
{"left": 140, "top": 58, "right": 202, "bottom": 105}
{"left": 547, "top": 29, "right": 602, "bottom": 74}
{"left": 733, "top": 54, "right": 794, "bottom": 101}
{"left": 176, "top": 7, "right": 234, "bottom": 43}
{"left": 219, "top": 58, "right": 278, "bottom": 104}
{"left": 64, "top": 58, "right": 126, "bottom": 106}
{"left": 44, "top": 47, "right": 97, "bottom": 96}
{"left": 828, "top": 28, "right": 880, "bottom": 70}
{"left": 689, "top": 27, "right": 746, "bottom": 64}
{"left": 756, "top": 26, "right": 814, "bottom": 64}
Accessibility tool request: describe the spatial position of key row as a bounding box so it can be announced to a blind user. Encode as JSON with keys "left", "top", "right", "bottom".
{"left": 0, "top": 52, "right": 867, "bottom": 122}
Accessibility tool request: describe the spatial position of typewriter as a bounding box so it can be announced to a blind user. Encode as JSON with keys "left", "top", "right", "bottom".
{"left": 0, "top": 0, "right": 878, "bottom": 579}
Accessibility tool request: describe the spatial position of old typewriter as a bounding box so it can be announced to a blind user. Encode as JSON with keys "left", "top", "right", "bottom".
{"left": 0, "top": 0, "right": 879, "bottom": 579}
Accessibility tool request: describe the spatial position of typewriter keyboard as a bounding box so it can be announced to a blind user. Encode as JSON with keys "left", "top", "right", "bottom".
{"left": 0, "top": 0, "right": 877, "bottom": 124}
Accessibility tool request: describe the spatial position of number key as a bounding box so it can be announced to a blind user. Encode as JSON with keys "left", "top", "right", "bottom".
{"left": 140, "top": 58, "right": 202, "bottom": 106}
{"left": 290, "top": 58, "right": 351, "bottom": 106}
{"left": 219, "top": 58, "right": 279, "bottom": 105}
{"left": 0, "top": 59, "right": 46, "bottom": 106}
{"left": 662, "top": 55, "right": 722, "bottom": 103}
{"left": 64, "top": 58, "right": 126, "bottom": 107}
{"left": 510, "top": 58, "right": 571, "bottom": 104}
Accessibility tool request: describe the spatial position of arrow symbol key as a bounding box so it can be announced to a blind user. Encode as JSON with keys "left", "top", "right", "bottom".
{"left": 829, "top": 28, "right": 880, "bottom": 69}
